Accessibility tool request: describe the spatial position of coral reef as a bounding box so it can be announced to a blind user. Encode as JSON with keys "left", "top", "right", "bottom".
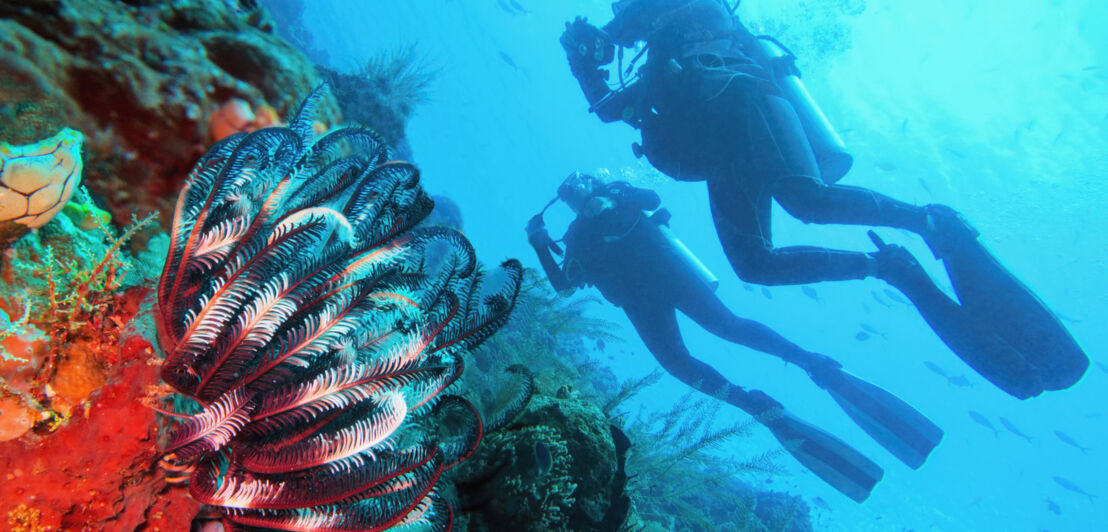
{"left": 0, "top": 185, "right": 191, "bottom": 529}
{"left": 154, "top": 89, "right": 521, "bottom": 529}
{"left": 455, "top": 392, "right": 627, "bottom": 532}
{"left": 611, "top": 382, "right": 813, "bottom": 531}
{"left": 0, "top": 0, "right": 340, "bottom": 225}
{"left": 208, "top": 98, "right": 286, "bottom": 143}
{"left": 1, "top": 185, "right": 161, "bottom": 433}
{"left": 447, "top": 272, "right": 630, "bottom": 531}
{"left": 0, "top": 128, "right": 84, "bottom": 246}
{"left": 320, "top": 48, "right": 437, "bottom": 160}
{"left": 449, "top": 269, "right": 815, "bottom": 531}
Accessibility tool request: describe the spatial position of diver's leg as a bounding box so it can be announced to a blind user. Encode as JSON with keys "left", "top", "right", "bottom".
{"left": 674, "top": 282, "right": 832, "bottom": 370}
{"left": 708, "top": 93, "right": 880, "bottom": 285}
{"left": 755, "top": 92, "right": 930, "bottom": 232}
{"left": 622, "top": 301, "right": 780, "bottom": 414}
{"left": 676, "top": 285, "right": 944, "bottom": 469}
{"left": 771, "top": 174, "right": 929, "bottom": 231}
{"left": 707, "top": 166, "right": 875, "bottom": 285}
{"left": 622, "top": 301, "right": 884, "bottom": 502}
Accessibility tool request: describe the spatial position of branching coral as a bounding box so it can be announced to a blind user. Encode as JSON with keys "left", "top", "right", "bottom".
{"left": 612, "top": 384, "right": 816, "bottom": 531}
{"left": 154, "top": 87, "right": 520, "bottom": 530}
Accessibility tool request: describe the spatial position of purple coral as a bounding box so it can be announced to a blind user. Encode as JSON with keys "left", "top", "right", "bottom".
{"left": 154, "top": 87, "right": 520, "bottom": 531}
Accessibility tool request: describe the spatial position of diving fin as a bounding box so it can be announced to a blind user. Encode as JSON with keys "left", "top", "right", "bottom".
{"left": 810, "top": 367, "right": 944, "bottom": 469}
{"left": 922, "top": 207, "right": 1088, "bottom": 391}
{"left": 762, "top": 409, "right": 884, "bottom": 503}
{"left": 868, "top": 230, "right": 1052, "bottom": 399}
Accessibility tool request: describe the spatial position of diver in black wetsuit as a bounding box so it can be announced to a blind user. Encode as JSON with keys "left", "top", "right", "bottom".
{"left": 526, "top": 172, "right": 944, "bottom": 503}
{"left": 559, "top": 0, "right": 1089, "bottom": 399}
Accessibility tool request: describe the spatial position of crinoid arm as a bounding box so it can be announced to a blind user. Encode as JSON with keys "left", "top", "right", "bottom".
{"left": 155, "top": 87, "right": 520, "bottom": 530}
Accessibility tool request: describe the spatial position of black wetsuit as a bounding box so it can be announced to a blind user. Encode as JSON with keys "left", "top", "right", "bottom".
{"left": 572, "top": 0, "right": 929, "bottom": 285}
{"left": 563, "top": 0, "right": 1090, "bottom": 399}
{"left": 530, "top": 182, "right": 839, "bottom": 416}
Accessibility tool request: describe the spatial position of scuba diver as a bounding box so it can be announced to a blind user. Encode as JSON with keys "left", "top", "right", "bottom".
{"left": 526, "top": 172, "right": 944, "bottom": 502}
{"left": 558, "top": 0, "right": 1088, "bottom": 400}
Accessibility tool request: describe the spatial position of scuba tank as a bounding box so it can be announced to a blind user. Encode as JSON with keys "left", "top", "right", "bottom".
{"left": 750, "top": 36, "right": 853, "bottom": 184}
{"left": 650, "top": 208, "right": 720, "bottom": 291}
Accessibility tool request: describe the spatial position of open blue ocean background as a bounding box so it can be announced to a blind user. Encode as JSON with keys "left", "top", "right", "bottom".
{"left": 294, "top": 1, "right": 1106, "bottom": 530}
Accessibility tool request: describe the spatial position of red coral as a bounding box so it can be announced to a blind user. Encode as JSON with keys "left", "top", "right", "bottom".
{"left": 0, "top": 296, "right": 194, "bottom": 531}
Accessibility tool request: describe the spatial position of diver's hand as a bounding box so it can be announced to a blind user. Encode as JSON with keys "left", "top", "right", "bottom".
{"left": 560, "top": 17, "right": 614, "bottom": 72}
{"left": 525, "top": 214, "right": 549, "bottom": 248}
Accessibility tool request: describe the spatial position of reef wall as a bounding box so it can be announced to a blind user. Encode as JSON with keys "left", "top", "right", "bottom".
{"left": 0, "top": 0, "right": 340, "bottom": 223}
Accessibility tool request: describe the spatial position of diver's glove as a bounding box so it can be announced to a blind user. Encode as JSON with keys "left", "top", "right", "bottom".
{"left": 525, "top": 214, "right": 549, "bottom": 247}
{"left": 526, "top": 214, "right": 564, "bottom": 256}
{"left": 560, "top": 16, "right": 615, "bottom": 75}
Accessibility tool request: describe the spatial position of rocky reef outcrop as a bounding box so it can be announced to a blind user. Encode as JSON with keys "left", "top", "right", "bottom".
{"left": 0, "top": 0, "right": 340, "bottom": 225}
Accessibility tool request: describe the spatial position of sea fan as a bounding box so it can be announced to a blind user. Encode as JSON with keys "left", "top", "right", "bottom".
{"left": 155, "top": 86, "right": 521, "bottom": 531}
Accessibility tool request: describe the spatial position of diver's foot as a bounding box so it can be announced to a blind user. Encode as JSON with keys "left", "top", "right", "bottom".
{"left": 868, "top": 240, "right": 930, "bottom": 290}
{"left": 923, "top": 204, "right": 979, "bottom": 261}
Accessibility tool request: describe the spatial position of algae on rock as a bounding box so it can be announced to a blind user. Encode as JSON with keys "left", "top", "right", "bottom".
{"left": 0, "top": 0, "right": 340, "bottom": 223}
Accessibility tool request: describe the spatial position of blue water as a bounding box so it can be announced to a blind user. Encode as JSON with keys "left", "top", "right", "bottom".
{"left": 296, "top": 1, "right": 1107, "bottom": 530}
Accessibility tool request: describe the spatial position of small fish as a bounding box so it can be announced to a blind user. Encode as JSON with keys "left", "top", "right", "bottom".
{"left": 999, "top": 417, "right": 1034, "bottom": 443}
{"left": 533, "top": 440, "right": 552, "bottom": 477}
{"left": 946, "top": 375, "right": 974, "bottom": 388}
{"left": 1087, "top": 412, "right": 1103, "bottom": 419}
{"left": 875, "top": 161, "right": 897, "bottom": 172}
{"left": 1095, "top": 361, "right": 1108, "bottom": 374}
{"left": 1054, "top": 430, "right": 1091, "bottom": 454}
{"left": 596, "top": 338, "right": 605, "bottom": 351}
{"left": 742, "top": 283, "right": 754, "bottom": 292}
{"left": 900, "top": 118, "right": 909, "bottom": 135}
{"left": 1052, "top": 131, "right": 1065, "bottom": 144}
{"left": 801, "top": 286, "right": 820, "bottom": 300}
{"left": 882, "top": 288, "right": 909, "bottom": 305}
{"left": 760, "top": 286, "right": 773, "bottom": 299}
{"left": 870, "top": 291, "right": 892, "bottom": 308}
{"left": 855, "top": 331, "right": 871, "bottom": 341}
{"left": 811, "top": 496, "right": 831, "bottom": 511}
{"left": 917, "top": 177, "right": 933, "bottom": 196}
{"left": 1082, "top": 65, "right": 1099, "bottom": 72}
{"left": 1053, "top": 476, "right": 1097, "bottom": 502}
{"left": 859, "top": 323, "right": 885, "bottom": 338}
{"left": 968, "top": 410, "right": 999, "bottom": 437}
{"left": 498, "top": 51, "right": 519, "bottom": 70}
{"left": 1046, "top": 498, "right": 1061, "bottom": 515}
{"left": 495, "top": 0, "right": 515, "bottom": 13}
{"left": 508, "top": 0, "right": 530, "bottom": 14}
{"left": 923, "top": 361, "right": 949, "bottom": 378}
{"left": 945, "top": 148, "right": 966, "bottom": 159}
